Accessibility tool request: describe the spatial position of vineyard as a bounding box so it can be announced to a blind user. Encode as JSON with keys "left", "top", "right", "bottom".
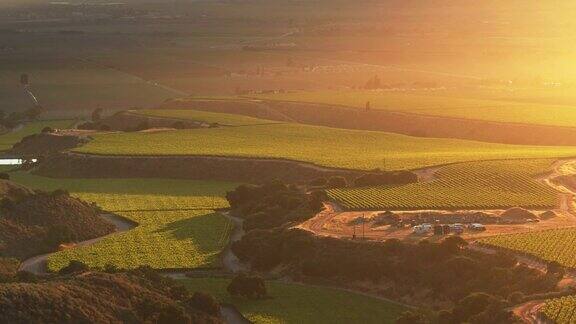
{"left": 253, "top": 90, "right": 576, "bottom": 127}
{"left": 479, "top": 228, "right": 576, "bottom": 268}
{"left": 133, "top": 109, "right": 275, "bottom": 126}
{"left": 541, "top": 295, "right": 576, "bottom": 324}
{"left": 9, "top": 172, "right": 238, "bottom": 271}
{"left": 47, "top": 210, "right": 232, "bottom": 271}
{"left": 73, "top": 122, "right": 576, "bottom": 171}
{"left": 329, "top": 159, "right": 558, "bottom": 210}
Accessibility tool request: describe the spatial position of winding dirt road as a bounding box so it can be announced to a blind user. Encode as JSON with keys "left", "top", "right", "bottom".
{"left": 18, "top": 214, "right": 136, "bottom": 275}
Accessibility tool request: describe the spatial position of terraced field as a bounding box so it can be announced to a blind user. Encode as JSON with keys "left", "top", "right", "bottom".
{"left": 10, "top": 173, "right": 238, "bottom": 271}
{"left": 73, "top": 122, "right": 576, "bottom": 171}
{"left": 181, "top": 278, "right": 406, "bottom": 324}
{"left": 133, "top": 109, "right": 275, "bottom": 126}
{"left": 541, "top": 295, "right": 576, "bottom": 323}
{"left": 480, "top": 228, "right": 576, "bottom": 268}
{"left": 0, "top": 119, "right": 76, "bottom": 151}
{"left": 329, "top": 159, "right": 558, "bottom": 210}
{"left": 254, "top": 91, "right": 576, "bottom": 127}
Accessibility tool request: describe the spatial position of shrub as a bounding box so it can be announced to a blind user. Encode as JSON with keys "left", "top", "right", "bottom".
{"left": 41, "top": 126, "right": 54, "bottom": 133}
{"left": 172, "top": 121, "right": 186, "bottom": 129}
{"left": 227, "top": 273, "right": 267, "bottom": 299}
{"left": 44, "top": 224, "right": 77, "bottom": 248}
{"left": 59, "top": 260, "right": 89, "bottom": 275}
{"left": 133, "top": 120, "right": 151, "bottom": 132}
{"left": 327, "top": 176, "right": 347, "bottom": 188}
{"left": 507, "top": 291, "right": 524, "bottom": 304}
{"left": 0, "top": 172, "right": 9, "bottom": 180}
{"left": 188, "top": 292, "right": 220, "bottom": 316}
{"left": 100, "top": 124, "right": 111, "bottom": 131}
{"left": 308, "top": 177, "right": 327, "bottom": 187}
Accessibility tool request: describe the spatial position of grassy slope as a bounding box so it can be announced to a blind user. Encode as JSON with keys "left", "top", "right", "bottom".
{"left": 74, "top": 123, "right": 576, "bottom": 171}
{"left": 10, "top": 173, "right": 238, "bottom": 271}
{"left": 329, "top": 159, "right": 557, "bottom": 210}
{"left": 181, "top": 278, "right": 405, "bottom": 324}
{"left": 133, "top": 109, "right": 275, "bottom": 126}
{"left": 253, "top": 91, "right": 576, "bottom": 128}
{"left": 0, "top": 120, "right": 75, "bottom": 151}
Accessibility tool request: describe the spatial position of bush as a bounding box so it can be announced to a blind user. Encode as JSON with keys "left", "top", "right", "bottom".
{"left": 44, "top": 224, "right": 77, "bottom": 248}
{"left": 0, "top": 172, "right": 9, "bottom": 180}
{"left": 188, "top": 292, "right": 220, "bottom": 316}
{"left": 59, "top": 260, "right": 89, "bottom": 275}
{"left": 41, "top": 126, "right": 54, "bottom": 133}
{"left": 51, "top": 189, "right": 70, "bottom": 197}
{"left": 133, "top": 120, "right": 151, "bottom": 132}
{"left": 227, "top": 273, "right": 267, "bottom": 299}
{"left": 172, "top": 121, "right": 186, "bottom": 129}
{"left": 100, "top": 124, "right": 111, "bottom": 131}
{"left": 508, "top": 291, "right": 525, "bottom": 304}
{"left": 308, "top": 177, "right": 327, "bottom": 187}
{"left": 327, "top": 176, "right": 347, "bottom": 188}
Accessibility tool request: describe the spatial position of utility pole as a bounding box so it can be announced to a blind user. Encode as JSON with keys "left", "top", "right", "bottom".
{"left": 362, "top": 213, "right": 365, "bottom": 240}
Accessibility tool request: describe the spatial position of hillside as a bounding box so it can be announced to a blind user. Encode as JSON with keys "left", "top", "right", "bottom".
{"left": 0, "top": 183, "right": 114, "bottom": 259}
{"left": 74, "top": 122, "right": 576, "bottom": 171}
{"left": 0, "top": 269, "right": 223, "bottom": 323}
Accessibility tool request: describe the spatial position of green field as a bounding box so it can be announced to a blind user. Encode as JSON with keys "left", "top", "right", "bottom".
{"left": 480, "top": 228, "right": 576, "bottom": 268}
{"left": 73, "top": 123, "right": 576, "bottom": 171}
{"left": 0, "top": 58, "right": 180, "bottom": 114}
{"left": 253, "top": 91, "right": 576, "bottom": 127}
{"left": 132, "top": 109, "right": 275, "bottom": 126}
{"left": 181, "top": 278, "right": 406, "bottom": 324}
{"left": 329, "top": 159, "right": 558, "bottom": 210}
{"left": 541, "top": 295, "right": 576, "bottom": 324}
{"left": 9, "top": 173, "right": 239, "bottom": 271}
{"left": 0, "top": 120, "right": 76, "bottom": 151}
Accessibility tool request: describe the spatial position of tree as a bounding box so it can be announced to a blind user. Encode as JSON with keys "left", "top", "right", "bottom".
{"left": 59, "top": 260, "right": 89, "bottom": 275}
{"left": 188, "top": 292, "right": 220, "bottom": 316}
{"left": 44, "top": 224, "right": 77, "bottom": 248}
{"left": 41, "top": 126, "right": 54, "bottom": 133}
{"left": 227, "top": 273, "right": 267, "bottom": 299}
{"left": 157, "top": 305, "right": 191, "bottom": 324}
{"left": 327, "top": 176, "right": 347, "bottom": 188}
{"left": 92, "top": 107, "right": 104, "bottom": 122}
{"left": 547, "top": 261, "right": 565, "bottom": 276}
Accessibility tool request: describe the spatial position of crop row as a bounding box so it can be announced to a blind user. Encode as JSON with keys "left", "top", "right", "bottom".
{"left": 10, "top": 172, "right": 238, "bottom": 271}
{"left": 329, "top": 159, "right": 558, "bottom": 211}
{"left": 541, "top": 295, "right": 576, "bottom": 324}
{"left": 480, "top": 228, "right": 576, "bottom": 268}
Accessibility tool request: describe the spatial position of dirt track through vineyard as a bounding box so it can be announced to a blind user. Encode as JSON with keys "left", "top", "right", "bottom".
{"left": 299, "top": 158, "right": 576, "bottom": 242}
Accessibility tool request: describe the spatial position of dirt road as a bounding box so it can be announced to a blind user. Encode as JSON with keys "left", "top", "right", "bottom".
{"left": 514, "top": 301, "right": 547, "bottom": 324}
{"left": 18, "top": 214, "right": 136, "bottom": 275}
{"left": 299, "top": 158, "right": 576, "bottom": 242}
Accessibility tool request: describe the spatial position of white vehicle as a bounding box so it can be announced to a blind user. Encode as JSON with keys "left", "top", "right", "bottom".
{"left": 413, "top": 224, "right": 433, "bottom": 234}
